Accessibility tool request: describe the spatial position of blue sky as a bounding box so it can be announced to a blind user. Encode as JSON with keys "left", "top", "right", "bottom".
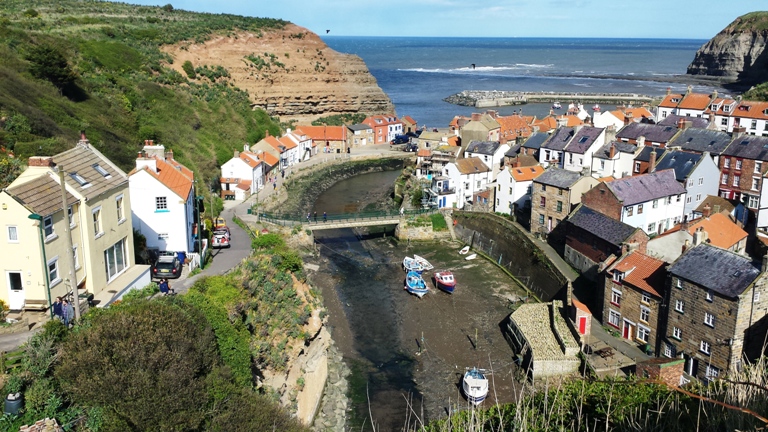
{"left": 124, "top": 1, "right": 763, "bottom": 39}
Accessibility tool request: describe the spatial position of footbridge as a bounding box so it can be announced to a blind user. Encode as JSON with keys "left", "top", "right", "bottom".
{"left": 258, "top": 209, "right": 437, "bottom": 231}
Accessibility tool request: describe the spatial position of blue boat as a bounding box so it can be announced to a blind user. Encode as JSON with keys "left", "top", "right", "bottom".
{"left": 404, "top": 271, "right": 429, "bottom": 298}
{"left": 403, "top": 256, "right": 424, "bottom": 273}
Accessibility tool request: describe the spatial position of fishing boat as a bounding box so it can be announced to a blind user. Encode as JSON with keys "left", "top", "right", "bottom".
{"left": 403, "top": 256, "right": 424, "bottom": 273}
{"left": 465, "top": 253, "right": 477, "bottom": 261}
{"left": 592, "top": 104, "right": 601, "bottom": 112}
{"left": 459, "top": 246, "right": 470, "bottom": 255}
{"left": 413, "top": 254, "right": 434, "bottom": 271}
{"left": 404, "top": 271, "right": 429, "bottom": 298}
{"left": 462, "top": 367, "right": 489, "bottom": 405}
{"left": 433, "top": 270, "right": 456, "bottom": 293}
{"left": 551, "top": 101, "right": 561, "bottom": 109}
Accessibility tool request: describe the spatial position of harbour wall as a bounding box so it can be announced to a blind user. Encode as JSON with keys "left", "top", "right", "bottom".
{"left": 444, "top": 90, "right": 657, "bottom": 108}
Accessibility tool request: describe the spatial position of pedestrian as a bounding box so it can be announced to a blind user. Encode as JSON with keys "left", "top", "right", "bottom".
{"left": 159, "top": 278, "right": 169, "bottom": 295}
{"left": 314, "top": 211, "right": 317, "bottom": 222}
{"left": 52, "top": 296, "right": 63, "bottom": 321}
{"left": 62, "top": 299, "right": 74, "bottom": 328}
{"left": 281, "top": 170, "right": 285, "bottom": 179}
{"left": 307, "top": 212, "right": 311, "bottom": 223}
{"left": 323, "top": 211, "right": 327, "bottom": 222}
{"left": 273, "top": 182, "right": 276, "bottom": 191}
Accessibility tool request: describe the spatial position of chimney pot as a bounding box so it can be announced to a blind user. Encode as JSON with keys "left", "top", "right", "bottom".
{"left": 28, "top": 156, "right": 55, "bottom": 167}
{"left": 649, "top": 148, "right": 657, "bottom": 173}
{"left": 609, "top": 143, "right": 616, "bottom": 159}
{"left": 702, "top": 203, "right": 712, "bottom": 218}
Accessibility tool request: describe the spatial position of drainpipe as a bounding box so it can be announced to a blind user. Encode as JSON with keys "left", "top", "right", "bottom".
{"left": 28, "top": 213, "right": 52, "bottom": 319}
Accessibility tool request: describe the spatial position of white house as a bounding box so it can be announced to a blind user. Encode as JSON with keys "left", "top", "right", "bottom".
{"left": 464, "top": 140, "right": 510, "bottom": 180}
{"left": 652, "top": 150, "right": 720, "bottom": 221}
{"left": 539, "top": 127, "right": 575, "bottom": 168}
{"left": 444, "top": 157, "right": 493, "bottom": 210}
{"left": 129, "top": 145, "right": 196, "bottom": 254}
{"left": 591, "top": 142, "right": 638, "bottom": 179}
{"left": 425, "top": 176, "right": 458, "bottom": 209}
{"left": 562, "top": 126, "right": 606, "bottom": 173}
{"left": 220, "top": 144, "right": 265, "bottom": 198}
{"left": 593, "top": 107, "right": 654, "bottom": 130}
{"left": 283, "top": 129, "right": 313, "bottom": 161}
{"left": 495, "top": 165, "right": 545, "bottom": 215}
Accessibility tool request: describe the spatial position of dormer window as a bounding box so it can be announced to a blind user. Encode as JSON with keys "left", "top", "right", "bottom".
{"left": 671, "top": 98, "right": 680, "bottom": 103}
{"left": 70, "top": 172, "right": 90, "bottom": 188}
{"left": 613, "top": 271, "right": 624, "bottom": 283}
{"left": 92, "top": 163, "right": 111, "bottom": 178}
{"left": 723, "top": 105, "right": 731, "bottom": 112}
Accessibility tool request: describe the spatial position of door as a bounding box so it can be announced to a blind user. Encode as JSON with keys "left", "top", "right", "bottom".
{"left": 578, "top": 316, "right": 587, "bottom": 335}
{"left": 6, "top": 271, "right": 24, "bottom": 310}
{"left": 547, "top": 217, "right": 553, "bottom": 232}
{"left": 622, "top": 320, "right": 634, "bottom": 340}
{"left": 685, "top": 355, "right": 698, "bottom": 377}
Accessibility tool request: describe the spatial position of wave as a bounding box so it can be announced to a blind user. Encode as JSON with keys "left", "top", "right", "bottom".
{"left": 399, "top": 63, "right": 553, "bottom": 74}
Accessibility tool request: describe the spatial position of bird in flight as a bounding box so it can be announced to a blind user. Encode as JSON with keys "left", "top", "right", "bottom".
{"left": 326, "top": 29, "right": 330, "bottom": 34}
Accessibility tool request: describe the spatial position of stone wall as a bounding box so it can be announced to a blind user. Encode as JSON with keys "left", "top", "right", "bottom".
{"left": 395, "top": 220, "right": 452, "bottom": 241}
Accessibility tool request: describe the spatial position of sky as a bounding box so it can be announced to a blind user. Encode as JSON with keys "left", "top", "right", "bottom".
{"left": 123, "top": 0, "right": 764, "bottom": 39}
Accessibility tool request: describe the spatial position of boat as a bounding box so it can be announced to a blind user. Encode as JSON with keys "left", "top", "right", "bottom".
{"left": 404, "top": 271, "right": 429, "bottom": 298}
{"left": 433, "top": 270, "right": 456, "bottom": 293}
{"left": 551, "top": 101, "right": 561, "bottom": 109}
{"left": 462, "top": 367, "right": 489, "bottom": 405}
{"left": 592, "top": 104, "right": 601, "bottom": 112}
{"left": 459, "top": 246, "right": 470, "bottom": 255}
{"left": 465, "top": 253, "right": 477, "bottom": 261}
{"left": 413, "top": 254, "right": 434, "bottom": 271}
{"left": 403, "top": 256, "right": 424, "bottom": 273}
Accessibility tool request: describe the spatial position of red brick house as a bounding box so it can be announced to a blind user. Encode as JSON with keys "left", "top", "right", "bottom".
{"left": 363, "top": 115, "right": 403, "bottom": 145}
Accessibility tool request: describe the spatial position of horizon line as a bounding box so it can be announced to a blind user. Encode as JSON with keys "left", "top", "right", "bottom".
{"left": 318, "top": 35, "right": 709, "bottom": 41}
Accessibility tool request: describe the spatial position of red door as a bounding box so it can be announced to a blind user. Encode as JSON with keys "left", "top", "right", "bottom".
{"left": 622, "top": 323, "right": 633, "bottom": 340}
{"left": 578, "top": 316, "right": 587, "bottom": 334}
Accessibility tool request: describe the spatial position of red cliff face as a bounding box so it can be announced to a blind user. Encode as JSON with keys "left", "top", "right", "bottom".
{"left": 164, "top": 24, "right": 395, "bottom": 123}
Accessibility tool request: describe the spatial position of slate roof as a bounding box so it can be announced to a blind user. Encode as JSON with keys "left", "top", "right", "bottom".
{"left": 534, "top": 167, "right": 581, "bottom": 189}
{"left": 504, "top": 144, "right": 522, "bottom": 157}
{"left": 348, "top": 123, "right": 372, "bottom": 131}
{"left": 695, "top": 195, "right": 735, "bottom": 215}
{"left": 652, "top": 150, "right": 702, "bottom": 182}
{"left": 670, "top": 128, "right": 732, "bottom": 155}
{"left": 669, "top": 243, "right": 760, "bottom": 298}
{"left": 635, "top": 146, "right": 667, "bottom": 162}
{"left": 721, "top": 135, "right": 768, "bottom": 161}
{"left": 606, "top": 169, "right": 686, "bottom": 206}
{"left": 616, "top": 123, "right": 679, "bottom": 143}
{"left": 466, "top": 140, "right": 501, "bottom": 155}
{"left": 521, "top": 132, "right": 549, "bottom": 150}
{"left": 569, "top": 205, "right": 638, "bottom": 246}
{"left": 658, "top": 114, "right": 710, "bottom": 129}
{"left": 455, "top": 157, "right": 490, "bottom": 174}
{"left": 564, "top": 126, "right": 604, "bottom": 154}
{"left": 52, "top": 142, "right": 129, "bottom": 201}
{"left": 594, "top": 141, "right": 637, "bottom": 159}
{"left": 7, "top": 174, "right": 79, "bottom": 217}
{"left": 612, "top": 251, "right": 666, "bottom": 298}
{"left": 542, "top": 127, "right": 574, "bottom": 151}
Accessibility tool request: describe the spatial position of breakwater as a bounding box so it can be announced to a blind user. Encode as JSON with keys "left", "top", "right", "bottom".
{"left": 444, "top": 90, "right": 657, "bottom": 108}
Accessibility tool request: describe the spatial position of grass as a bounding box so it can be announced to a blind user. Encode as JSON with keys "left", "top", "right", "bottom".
{"left": 430, "top": 213, "right": 447, "bottom": 231}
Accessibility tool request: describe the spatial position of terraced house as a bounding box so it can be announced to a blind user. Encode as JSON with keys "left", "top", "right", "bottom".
{"left": 717, "top": 134, "right": 768, "bottom": 210}
{"left": 530, "top": 168, "right": 597, "bottom": 234}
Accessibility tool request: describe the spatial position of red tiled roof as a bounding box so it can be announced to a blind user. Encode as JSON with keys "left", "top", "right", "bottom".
{"left": 658, "top": 93, "right": 685, "bottom": 109}
{"left": 278, "top": 135, "right": 297, "bottom": 150}
{"left": 447, "top": 136, "right": 460, "bottom": 146}
{"left": 510, "top": 165, "right": 544, "bottom": 181}
{"left": 613, "top": 251, "right": 666, "bottom": 298}
{"left": 496, "top": 115, "right": 533, "bottom": 140}
{"left": 402, "top": 115, "right": 417, "bottom": 125}
{"left": 417, "top": 149, "right": 432, "bottom": 157}
{"left": 733, "top": 101, "right": 768, "bottom": 120}
{"left": 239, "top": 152, "right": 262, "bottom": 168}
{"left": 662, "top": 213, "right": 747, "bottom": 250}
{"left": 678, "top": 93, "right": 712, "bottom": 110}
{"left": 572, "top": 298, "right": 591, "bottom": 314}
{"left": 257, "top": 151, "right": 279, "bottom": 167}
{"left": 133, "top": 157, "right": 194, "bottom": 199}
{"left": 294, "top": 125, "right": 346, "bottom": 141}
{"left": 263, "top": 135, "right": 284, "bottom": 152}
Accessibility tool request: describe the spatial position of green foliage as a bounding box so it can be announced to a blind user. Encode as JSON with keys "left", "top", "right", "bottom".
{"left": 743, "top": 81, "right": 768, "bottom": 101}
{"left": 410, "top": 186, "right": 423, "bottom": 207}
{"left": 182, "top": 60, "right": 196, "bottom": 78}
{"left": 3, "top": 371, "right": 23, "bottom": 394}
{"left": 252, "top": 232, "right": 285, "bottom": 250}
{"left": 311, "top": 113, "right": 367, "bottom": 126}
{"left": 730, "top": 11, "right": 768, "bottom": 32}
{"left": 39, "top": 319, "right": 68, "bottom": 345}
{"left": 194, "top": 64, "right": 229, "bottom": 82}
{"left": 430, "top": 213, "right": 447, "bottom": 231}
{"left": 121, "top": 282, "right": 159, "bottom": 302}
{"left": 24, "top": 378, "right": 62, "bottom": 420}
{"left": 79, "top": 40, "right": 144, "bottom": 73}
{"left": 25, "top": 44, "right": 77, "bottom": 90}
{"left": 22, "top": 332, "right": 59, "bottom": 379}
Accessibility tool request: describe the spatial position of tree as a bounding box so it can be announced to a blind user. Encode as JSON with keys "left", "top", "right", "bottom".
{"left": 0, "top": 156, "right": 23, "bottom": 188}
{"left": 25, "top": 44, "right": 77, "bottom": 90}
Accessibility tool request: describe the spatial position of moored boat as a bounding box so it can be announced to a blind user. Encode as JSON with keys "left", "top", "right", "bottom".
{"left": 592, "top": 104, "right": 601, "bottom": 112}
{"left": 459, "top": 246, "right": 470, "bottom": 255}
{"left": 413, "top": 254, "right": 434, "bottom": 271}
{"left": 404, "top": 271, "right": 429, "bottom": 298}
{"left": 465, "top": 253, "right": 477, "bottom": 261}
{"left": 403, "top": 256, "right": 424, "bottom": 273}
{"left": 433, "top": 270, "right": 456, "bottom": 293}
{"left": 551, "top": 101, "right": 561, "bottom": 109}
{"left": 462, "top": 367, "right": 489, "bottom": 405}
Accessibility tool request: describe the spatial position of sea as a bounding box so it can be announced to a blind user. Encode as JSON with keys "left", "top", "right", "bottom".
{"left": 321, "top": 37, "right": 729, "bottom": 127}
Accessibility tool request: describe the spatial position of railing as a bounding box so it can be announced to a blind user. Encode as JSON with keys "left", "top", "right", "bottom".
{"left": 259, "top": 208, "right": 436, "bottom": 226}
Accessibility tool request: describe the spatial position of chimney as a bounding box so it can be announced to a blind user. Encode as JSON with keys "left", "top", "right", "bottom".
{"left": 666, "top": 87, "right": 671, "bottom": 96}
{"left": 733, "top": 126, "right": 746, "bottom": 138}
{"left": 682, "top": 239, "right": 690, "bottom": 254}
{"left": 693, "top": 227, "right": 708, "bottom": 246}
{"left": 681, "top": 215, "right": 689, "bottom": 230}
{"left": 244, "top": 143, "right": 250, "bottom": 152}
{"left": 80, "top": 130, "right": 87, "bottom": 141}
{"left": 624, "top": 111, "right": 634, "bottom": 126}
{"left": 265, "top": 130, "right": 270, "bottom": 137}
{"left": 148, "top": 139, "right": 154, "bottom": 146}
{"left": 135, "top": 155, "right": 157, "bottom": 173}
{"left": 28, "top": 156, "right": 55, "bottom": 167}
{"left": 649, "top": 148, "right": 657, "bottom": 173}
{"left": 713, "top": 204, "right": 721, "bottom": 214}
{"left": 164, "top": 149, "right": 173, "bottom": 161}
{"left": 637, "top": 136, "right": 646, "bottom": 147}
{"left": 763, "top": 254, "right": 768, "bottom": 273}
{"left": 677, "top": 118, "right": 686, "bottom": 130}
{"left": 471, "top": 113, "right": 481, "bottom": 121}
{"left": 686, "top": 85, "right": 692, "bottom": 95}
{"left": 234, "top": 150, "right": 240, "bottom": 158}
{"left": 609, "top": 143, "right": 616, "bottom": 159}
{"left": 702, "top": 203, "right": 712, "bottom": 218}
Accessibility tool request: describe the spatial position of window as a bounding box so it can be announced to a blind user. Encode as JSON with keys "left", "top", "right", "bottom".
{"left": 634, "top": 161, "right": 641, "bottom": 173}
{"left": 600, "top": 160, "right": 605, "bottom": 170}
{"left": 677, "top": 194, "right": 682, "bottom": 202}
{"left": 640, "top": 306, "right": 650, "bottom": 323}
{"left": 724, "top": 158, "right": 731, "bottom": 168}
{"left": 637, "top": 325, "right": 650, "bottom": 343}
{"left": 92, "top": 163, "right": 111, "bottom": 178}
{"left": 736, "top": 159, "right": 743, "bottom": 170}
{"left": 155, "top": 196, "right": 168, "bottom": 211}
{"left": 116, "top": 195, "right": 124, "bottom": 222}
{"left": 43, "top": 216, "right": 54, "bottom": 238}
{"left": 686, "top": 196, "right": 692, "bottom": 204}
{"left": 676, "top": 279, "right": 683, "bottom": 289}
{"left": 556, "top": 201, "right": 563, "bottom": 212}
{"left": 706, "top": 289, "right": 714, "bottom": 302}
{"left": 69, "top": 172, "right": 90, "bottom": 187}
{"left": 663, "top": 344, "right": 673, "bottom": 358}
{"left": 706, "top": 365, "right": 720, "bottom": 379}
{"left": 648, "top": 222, "right": 656, "bottom": 232}
{"left": 608, "top": 310, "right": 621, "bottom": 327}
{"left": 540, "top": 196, "right": 546, "bottom": 208}
{"left": 675, "top": 299, "right": 685, "bottom": 313}
{"left": 733, "top": 175, "right": 740, "bottom": 187}
{"left": 476, "top": 180, "right": 481, "bottom": 188}
{"left": 613, "top": 272, "right": 624, "bottom": 283}
{"left": 753, "top": 178, "right": 760, "bottom": 191}
{"left": 92, "top": 207, "right": 102, "bottom": 236}
{"left": 687, "top": 178, "right": 693, "bottom": 187}
{"left": 704, "top": 312, "right": 715, "bottom": 327}
{"left": 538, "top": 214, "right": 545, "bottom": 224}
{"left": 749, "top": 195, "right": 759, "bottom": 208}
{"left": 700, "top": 340, "right": 711, "bottom": 355}
{"left": 666, "top": 196, "right": 672, "bottom": 205}
{"left": 48, "top": 257, "right": 60, "bottom": 285}
{"left": 696, "top": 193, "right": 701, "bottom": 202}
{"left": 652, "top": 199, "right": 658, "bottom": 209}
{"left": 104, "top": 239, "right": 127, "bottom": 281}
{"left": 73, "top": 244, "right": 79, "bottom": 270}
{"left": 568, "top": 153, "right": 573, "bottom": 164}
{"left": 626, "top": 206, "right": 634, "bottom": 217}
{"left": 541, "top": 184, "right": 547, "bottom": 192}
{"left": 751, "top": 120, "right": 758, "bottom": 130}
{"left": 7, "top": 226, "right": 18, "bottom": 243}
{"left": 755, "top": 290, "right": 761, "bottom": 303}
{"left": 672, "top": 327, "right": 682, "bottom": 340}
{"left": 721, "top": 174, "right": 727, "bottom": 185}
{"left": 558, "top": 189, "right": 564, "bottom": 196}
{"left": 611, "top": 289, "right": 622, "bottom": 306}
{"left": 641, "top": 292, "right": 651, "bottom": 304}
{"left": 756, "top": 161, "right": 763, "bottom": 173}
{"left": 68, "top": 205, "right": 75, "bottom": 227}
{"left": 698, "top": 177, "right": 704, "bottom": 186}
{"left": 638, "top": 204, "right": 644, "bottom": 214}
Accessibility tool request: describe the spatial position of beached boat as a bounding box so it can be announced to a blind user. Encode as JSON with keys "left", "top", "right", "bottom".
{"left": 462, "top": 367, "right": 489, "bottom": 405}
{"left": 403, "top": 256, "right": 424, "bottom": 273}
{"left": 551, "top": 101, "right": 561, "bottom": 109}
{"left": 459, "top": 246, "right": 470, "bottom": 255}
{"left": 433, "top": 270, "right": 456, "bottom": 293}
{"left": 404, "top": 271, "right": 429, "bottom": 298}
{"left": 413, "top": 254, "right": 434, "bottom": 271}
{"left": 465, "top": 253, "right": 477, "bottom": 261}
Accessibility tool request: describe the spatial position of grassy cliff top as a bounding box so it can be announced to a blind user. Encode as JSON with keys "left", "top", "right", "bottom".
{"left": 727, "top": 11, "right": 768, "bottom": 32}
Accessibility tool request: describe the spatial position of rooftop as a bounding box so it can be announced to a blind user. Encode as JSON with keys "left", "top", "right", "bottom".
{"left": 7, "top": 174, "right": 79, "bottom": 217}
{"left": 721, "top": 134, "right": 768, "bottom": 161}
{"left": 568, "top": 205, "right": 641, "bottom": 247}
{"left": 652, "top": 150, "right": 702, "bottom": 182}
{"left": 521, "top": 132, "right": 549, "bottom": 150}
{"left": 669, "top": 243, "right": 759, "bottom": 298}
{"left": 612, "top": 251, "right": 667, "bottom": 298}
{"left": 509, "top": 165, "right": 545, "bottom": 182}
{"left": 606, "top": 169, "right": 687, "bottom": 206}
{"left": 534, "top": 167, "right": 582, "bottom": 189}
{"left": 541, "top": 127, "right": 574, "bottom": 151}
{"left": 466, "top": 140, "right": 501, "bottom": 155}
{"left": 616, "top": 123, "right": 679, "bottom": 143}
{"left": 564, "top": 126, "right": 604, "bottom": 155}
{"left": 455, "top": 157, "right": 490, "bottom": 175}
{"left": 669, "top": 128, "right": 732, "bottom": 155}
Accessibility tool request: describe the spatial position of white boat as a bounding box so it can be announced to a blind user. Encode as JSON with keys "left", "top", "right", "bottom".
{"left": 459, "top": 246, "right": 470, "bottom": 255}
{"left": 413, "top": 254, "right": 433, "bottom": 271}
{"left": 592, "top": 104, "right": 601, "bottom": 112}
{"left": 551, "top": 101, "right": 561, "bottom": 109}
{"left": 465, "top": 253, "right": 477, "bottom": 261}
{"left": 404, "top": 271, "right": 429, "bottom": 298}
{"left": 462, "top": 367, "right": 489, "bottom": 405}
{"left": 403, "top": 256, "right": 424, "bottom": 273}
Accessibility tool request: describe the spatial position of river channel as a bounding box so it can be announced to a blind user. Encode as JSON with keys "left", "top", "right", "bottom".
{"left": 308, "top": 170, "right": 527, "bottom": 430}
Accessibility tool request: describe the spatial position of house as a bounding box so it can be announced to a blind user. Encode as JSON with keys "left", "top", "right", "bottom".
{"left": 520, "top": 131, "right": 549, "bottom": 160}
{"left": 129, "top": 144, "right": 196, "bottom": 254}
{"left": 472, "top": 189, "right": 493, "bottom": 212}
{"left": 424, "top": 176, "right": 457, "bottom": 209}
{"left": 400, "top": 115, "right": 418, "bottom": 133}
{"left": 443, "top": 157, "right": 492, "bottom": 210}
{"left": 414, "top": 130, "right": 452, "bottom": 150}
{"left": 496, "top": 113, "right": 534, "bottom": 144}
{"left": 580, "top": 169, "right": 687, "bottom": 236}
{"left": 464, "top": 140, "right": 510, "bottom": 179}
{"left": 591, "top": 141, "right": 638, "bottom": 179}
{"left": 729, "top": 100, "right": 768, "bottom": 137}
{"left": 539, "top": 127, "right": 575, "bottom": 168}
{"left": 362, "top": 114, "right": 403, "bottom": 145}
{"left": 347, "top": 124, "right": 374, "bottom": 148}
{"left": 416, "top": 146, "right": 460, "bottom": 180}
{"left": 530, "top": 168, "right": 598, "bottom": 234}
{"left": 8, "top": 137, "right": 150, "bottom": 307}
{"left": 655, "top": 87, "right": 716, "bottom": 123}
{"left": 664, "top": 244, "right": 768, "bottom": 382}
{"left": 459, "top": 112, "right": 501, "bottom": 145}
{"left": 718, "top": 134, "right": 768, "bottom": 210}
{"left": 657, "top": 114, "right": 710, "bottom": 130}
{"left": 503, "top": 143, "right": 539, "bottom": 168}
{"left": 667, "top": 128, "right": 732, "bottom": 166}
{"left": 564, "top": 204, "right": 649, "bottom": 281}
{"left": 633, "top": 146, "right": 667, "bottom": 175}
{"left": 562, "top": 126, "right": 606, "bottom": 173}
{"left": 652, "top": 150, "right": 720, "bottom": 220}
{"left": 220, "top": 145, "right": 265, "bottom": 198}
{"left": 293, "top": 125, "right": 347, "bottom": 154}
{"left": 282, "top": 128, "right": 313, "bottom": 161}
{"left": 616, "top": 123, "right": 680, "bottom": 148}
{"left": 251, "top": 133, "right": 300, "bottom": 170}
{"left": 705, "top": 94, "right": 739, "bottom": 132}
{"left": 593, "top": 106, "right": 654, "bottom": 129}
{"left": 604, "top": 251, "right": 667, "bottom": 355}
{"left": 646, "top": 212, "right": 748, "bottom": 263}
{"left": 693, "top": 195, "right": 735, "bottom": 220}
{"left": 495, "top": 165, "right": 545, "bottom": 215}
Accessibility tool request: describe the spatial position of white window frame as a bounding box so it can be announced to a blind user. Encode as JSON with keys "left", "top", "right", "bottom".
{"left": 704, "top": 312, "right": 715, "bottom": 327}
{"left": 116, "top": 194, "right": 125, "bottom": 223}
{"left": 752, "top": 178, "right": 760, "bottom": 191}
{"left": 706, "top": 365, "right": 719, "bottom": 379}
{"left": 736, "top": 159, "right": 742, "bottom": 170}
{"left": 698, "top": 177, "right": 704, "bottom": 186}
{"left": 724, "top": 158, "right": 731, "bottom": 168}
{"left": 721, "top": 174, "right": 727, "bottom": 185}
{"left": 755, "top": 161, "right": 762, "bottom": 173}
{"left": 663, "top": 344, "right": 673, "bottom": 358}
{"left": 672, "top": 327, "right": 682, "bottom": 340}
{"left": 104, "top": 238, "right": 128, "bottom": 282}
{"left": 641, "top": 292, "right": 651, "bottom": 304}
{"left": 92, "top": 206, "right": 103, "bottom": 237}
{"left": 47, "top": 256, "right": 60, "bottom": 286}
{"left": 611, "top": 289, "right": 622, "bottom": 306}
{"left": 68, "top": 205, "right": 75, "bottom": 227}
{"left": 637, "top": 325, "right": 650, "bottom": 343}
{"left": 7, "top": 226, "right": 18, "bottom": 243}
{"left": 640, "top": 306, "right": 650, "bottom": 323}
{"left": 706, "top": 289, "right": 714, "bottom": 302}
{"left": 700, "top": 340, "right": 711, "bottom": 355}
{"left": 675, "top": 299, "right": 684, "bottom": 313}
{"left": 608, "top": 309, "right": 621, "bottom": 327}
{"left": 43, "top": 216, "right": 54, "bottom": 238}
{"left": 73, "top": 244, "right": 80, "bottom": 270}
{"left": 755, "top": 290, "right": 761, "bottom": 303}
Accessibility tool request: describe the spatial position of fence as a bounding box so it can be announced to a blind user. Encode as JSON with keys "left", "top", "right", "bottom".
{"left": 259, "top": 208, "right": 436, "bottom": 226}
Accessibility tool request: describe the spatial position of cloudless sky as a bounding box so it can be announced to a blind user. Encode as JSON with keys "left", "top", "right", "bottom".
{"left": 123, "top": 0, "right": 764, "bottom": 39}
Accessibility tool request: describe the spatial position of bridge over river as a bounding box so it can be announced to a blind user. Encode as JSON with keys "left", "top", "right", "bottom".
{"left": 258, "top": 209, "right": 437, "bottom": 231}
{"left": 444, "top": 90, "right": 657, "bottom": 108}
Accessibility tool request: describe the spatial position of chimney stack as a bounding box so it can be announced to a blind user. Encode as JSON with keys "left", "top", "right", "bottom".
{"left": 28, "top": 156, "right": 55, "bottom": 167}
{"left": 666, "top": 87, "right": 671, "bottom": 96}
{"left": 471, "top": 113, "right": 481, "bottom": 121}
{"left": 164, "top": 149, "right": 173, "bottom": 161}
{"left": 649, "top": 148, "right": 657, "bottom": 173}
{"left": 702, "top": 203, "right": 712, "bottom": 218}
{"left": 637, "top": 136, "right": 646, "bottom": 147}
{"left": 609, "top": 143, "right": 616, "bottom": 159}
{"left": 234, "top": 150, "right": 240, "bottom": 158}
{"left": 265, "top": 130, "right": 270, "bottom": 137}
{"left": 624, "top": 111, "right": 634, "bottom": 126}
{"left": 693, "top": 227, "right": 708, "bottom": 246}
{"left": 682, "top": 239, "right": 690, "bottom": 254}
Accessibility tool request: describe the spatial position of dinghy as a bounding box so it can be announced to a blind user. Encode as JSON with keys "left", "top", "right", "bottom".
{"left": 459, "top": 246, "right": 470, "bottom": 255}
{"left": 465, "top": 253, "right": 477, "bottom": 261}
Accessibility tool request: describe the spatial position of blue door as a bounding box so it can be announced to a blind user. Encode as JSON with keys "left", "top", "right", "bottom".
{"left": 440, "top": 197, "right": 446, "bottom": 208}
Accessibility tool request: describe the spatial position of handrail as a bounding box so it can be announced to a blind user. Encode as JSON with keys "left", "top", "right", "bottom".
{"left": 259, "top": 208, "right": 437, "bottom": 225}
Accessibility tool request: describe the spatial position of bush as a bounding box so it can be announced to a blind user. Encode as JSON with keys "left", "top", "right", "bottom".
{"left": 252, "top": 233, "right": 284, "bottom": 250}
{"left": 182, "top": 60, "right": 196, "bottom": 79}
{"left": 25, "top": 44, "right": 77, "bottom": 89}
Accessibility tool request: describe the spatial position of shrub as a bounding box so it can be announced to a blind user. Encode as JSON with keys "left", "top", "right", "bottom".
{"left": 182, "top": 60, "right": 196, "bottom": 78}
{"left": 25, "top": 44, "right": 77, "bottom": 89}
{"left": 252, "top": 233, "right": 284, "bottom": 250}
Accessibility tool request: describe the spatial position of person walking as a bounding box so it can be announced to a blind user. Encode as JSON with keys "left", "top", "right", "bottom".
{"left": 307, "top": 212, "right": 311, "bottom": 223}
{"left": 52, "top": 296, "right": 63, "bottom": 321}
{"left": 323, "top": 211, "right": 327, "bottom": 222}
{"left": 314, "top": 211, "right": 317, "bottom": 222}
{"left": 62, "top": 299, "right": 75, "bottom": 328}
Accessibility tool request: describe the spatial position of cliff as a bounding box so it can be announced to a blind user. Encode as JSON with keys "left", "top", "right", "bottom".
{"left": 687, "top": 12, "right": 768, "bottom": 86}
{"left": 163, "top": 24, "right": 394, "bottom": 123}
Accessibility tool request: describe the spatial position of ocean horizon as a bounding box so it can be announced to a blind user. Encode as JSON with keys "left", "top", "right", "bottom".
{"left": 322, "top": 36, "right": 726, "bottom": 127}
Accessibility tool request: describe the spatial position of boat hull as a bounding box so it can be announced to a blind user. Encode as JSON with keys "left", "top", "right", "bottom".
{"left": 405, "top": 271, "right": 429, "bottom": 298}
{"left": 433, "top": 271, "right": 456, "bottom": 293}
{"left": 462, "top": 368, "right": 489, "bottom": 406}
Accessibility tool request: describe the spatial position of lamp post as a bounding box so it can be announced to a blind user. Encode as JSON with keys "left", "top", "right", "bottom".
{"left": 194, "top": 180, "right": 204, "bottom": 270}
{"left": 28, "top": 213, "right": 52, "bottom": 319}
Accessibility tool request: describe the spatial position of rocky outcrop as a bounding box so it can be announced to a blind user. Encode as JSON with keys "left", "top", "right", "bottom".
{"left": 687, "top": 12, "right": 768, "bottom": 85}
{"left": 163, "top": 24, "right": 394, "bottom": 123}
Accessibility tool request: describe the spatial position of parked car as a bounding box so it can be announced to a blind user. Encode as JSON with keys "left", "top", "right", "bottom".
{"left": 390, "top": 135, "right": 409, "bottom": 145}
{"left": 403, "top": 143, "right": 418, "bottom": 152}
{"left": 152, "top": 254, "right": 182, "bottom": 279}
{"left": 212, "top": 228, "right": 231, "bottom": 248}
{"left": 214, "top": 217, "right": 226, "bottom": 229}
